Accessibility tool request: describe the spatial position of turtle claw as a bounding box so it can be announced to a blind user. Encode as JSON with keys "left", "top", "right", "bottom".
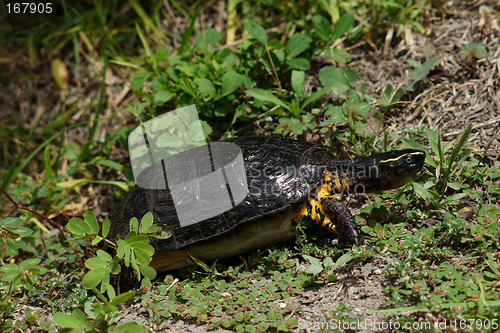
{"left": 324, "top": 200, "right": 360, "bottom": 247}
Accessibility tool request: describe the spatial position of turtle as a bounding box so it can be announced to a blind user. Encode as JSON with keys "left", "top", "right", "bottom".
{"left": 109, "top": 136, "right": 425, "bottom": 272}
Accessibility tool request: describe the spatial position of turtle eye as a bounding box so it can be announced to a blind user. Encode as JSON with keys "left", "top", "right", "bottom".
{"left": 403, "top": 155, "right": 415, "bottom": 165}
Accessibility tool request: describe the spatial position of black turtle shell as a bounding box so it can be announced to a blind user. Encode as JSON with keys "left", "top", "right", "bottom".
{"left": 109, "top": 136, "right": 334, "bottom": 252}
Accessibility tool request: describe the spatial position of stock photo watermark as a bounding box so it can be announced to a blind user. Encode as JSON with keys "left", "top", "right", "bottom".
{"left": 297, "top": 317, "right": 499, "bottom": 331}
{"left": 128, "top": 104, "right": 248, "bottom": 227}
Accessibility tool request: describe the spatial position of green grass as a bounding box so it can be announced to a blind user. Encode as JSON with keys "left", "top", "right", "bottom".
{"left": 2, "top": 0, "right": 499, "bottom": 332}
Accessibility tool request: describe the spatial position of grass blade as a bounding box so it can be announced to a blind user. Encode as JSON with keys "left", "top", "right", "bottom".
{"left": 77, "top": 56, "right": 107, "bottom": 163}
{"left": 2, "top": 131, "right": 61, "bottom": 189}
{"left": 2, "top": 108, "right": 46, "bottom": 188}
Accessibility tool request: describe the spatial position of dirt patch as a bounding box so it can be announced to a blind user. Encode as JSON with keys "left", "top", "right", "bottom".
{"left": 291, "top": 258, "right": 392, "bottom": 332}
{"left": 348, "top": 3, "right": 500, "bottom": 155}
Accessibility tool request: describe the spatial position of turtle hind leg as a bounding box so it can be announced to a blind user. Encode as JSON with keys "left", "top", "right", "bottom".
{"left": 320, "top": 198, "right": 359, "bottom": 246}
{"left": 290, "top": 200, "right": 314, "bottom": 232}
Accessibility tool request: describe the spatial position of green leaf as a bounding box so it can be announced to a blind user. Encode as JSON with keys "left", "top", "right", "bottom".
{"left": 110, "top": 290, "right": 136, "bottom": 306}
{"left": 1, "top": 269, "right": 21, "bottom": 282}
{"left": 347, "top": 101, "right": 371, "bottom": 117}
{"left": 323, "top": 256, "right": 334, "bottom": 269}
{"left": 132, "top": 242, "right": 155, "bottom": 256}
{"left": 140, "top": 265, "right": 157, "bottom": 280}
{"left": 287, "top": 33, "right": 312, "bottom": 58}
{"left": 325, "top": 47, "right": 351, "bottom": 64}
{"left": 153, "top": 90, "right": 174, "bottom": 105}
{"left": 6, "top": 225, "right": 33, "bottom": 238}
{"left": 319, "top": 66, "right": 357, "bottom": 95}
{"left": 0, "top": 217, "right": 21, "bottom": 226}
{"left": 460, "top": 43, "right": 488, "bottom": 60}
{"left": 53, "top": 312, "right": 80, "bottom": 329}
{"left": 106, "top": 282, "right": 116, "bottom": 300}
{"left": 155, "top": 48, "right": 170, "bottom": 64}
{"left": 152, "top": 75, "right": 169, "bottom": 90}
{"left": 272, "top": 49, "right": 285, "bottom": 62}
{"left": 97, "top": 249, "right": 112, "bottom": 261}
{"left": 139, "top": 212, "right": 154, "bottom": 234}
{"left": 219, "top": 71, "right": 244, "bottom": 98}
{"left": 82, "top": 268, "right": 106, "bottom": 289}
{"left": 67, "top": 217, "right": 91, "bottom": 235}
{"left": 200, "top": 120, "right": 213, "bottom": 139}
{"left": 2, "top": 229, "right": 20, "bottom": 239}
{"left": 331, "top": 252, "right": 354, "bottom": 270}
{"left": 302, "top": 87, "right": 330, "bottom": 108}
{"left": 127, "top": 235, "right": 150, "bottom": 245}
{"left": 117, "top": 239, "right": 127, "bottom": 258}
{"left": 134, "top": 19, "right": 152, "bottom": 58}
{"left": 276, "top": 117, "right": 308, "bottom": 135}
{"left": 130, "top": 258, "right": 139, "bottom": 278}
{"left": 291, "top": 70, "right": 305, "bottom": 96}
{"left": 195, "top": 77, "right": 216, "bottom": 97}
{"left": 246, "top": 23, "right": 268, "bottom": 43}
{"left": 84, "top": 212, "right": 99, "bottom": 234}
{"left": 443, "top": 192, "right": 469, "bottom": 205}
{"left": 194, "top": 27, "right": 223, "bottom": 49}
{"left": 102, "top": 218, "right": 110, "bottom": 238}
{"left": 303, "top": 255, "right": 323, "bottom": 274}
{"left": 0, "top": 263, "right": 17, "bottom": 272}
{"left": 33, "top": 266, "right": 47, "bottom": 276}
{"left": 260, "top": 108, "right": 284, "bottom": 118}
{"left": 412, "top": 182, "right": 430, "bottom": 200}
{"left": 409, "top": 57, "right": 440, "bottom": 82}
{"left": 130, "top": 217, "right": 139, "bottom": 234}
{"left": 91, "top": 236, "right": 103, "bottom": 246}
{"left": 124, "top": 245, "right": 131, "bottom": 267}
{"left": 204, "top": 28, "right": 224, "bottom": 45}
{"left": 427, "top": 128, "right": 443, "bottom": 160}
{"left": 130, "top": 70, "right": 150, "bottom": 91}
{"left": 402, "top": 139, "right": 422, "bottom": 156}
{"left": 247, "top": 88, "right": 290, "bottom": 111}
{"left": 266, "top": 39, "right": 283, "bottom": 49}
{"left": 320, "top": 105, "right": 346, "bottom": 125}
{"left": 72, "top": 309, "right": 87, "bottom": 325}
{"left": 19, "top": 258, "right": 41, "bottom": 269}
{"left": 312, "top": 14, "right": 331, "bottom": 41}
{"left": 286, "top": 58, "right": 310, "bottom": 70}
{"left": 23, "top": 276, "right": 34, "bottom": 290}
{"left": 142, "top": 277, "right": 152, "bottom": 289}
{"left": 377, "top": 84, "right": 405, "bottom": 108}
{"left": 133, "top": 248, "right": 153, "bottom": 265}
{"left": 109, "top": 259, "right": 121, "bottom": 275}
{"left": 178, "top": 77, "right": 196, "bottom": 96}
{"left": 100, "top": 272, "right": 110, "bottom": 294}
{"left": 85, "top": 258, "right": 108, "bottom": 270}
{"left": 333, "top": 12, "right": 354, "bottom": 40}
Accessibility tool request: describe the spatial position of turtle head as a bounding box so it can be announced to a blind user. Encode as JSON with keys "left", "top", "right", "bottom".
{"left": 354, "top": 149, "right": 426, "bottom": 193}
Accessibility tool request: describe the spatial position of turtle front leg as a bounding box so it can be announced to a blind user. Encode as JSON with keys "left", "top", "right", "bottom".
{"left": 321, "top": 198, "right": 359, "bottom": 246}
{"left": 291, "top": 196, "right": 359, "bottom": 247}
